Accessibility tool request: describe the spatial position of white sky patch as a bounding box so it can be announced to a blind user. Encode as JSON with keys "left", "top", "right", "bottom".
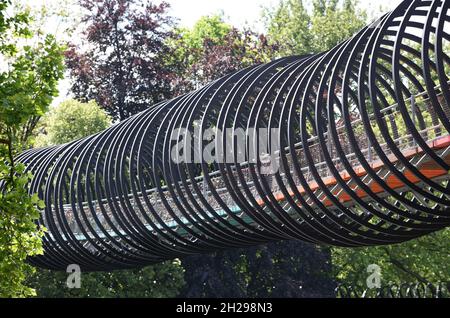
{"left": 20, "top": 0, "right": 405, "bottom": 38}
{"left": 167, "top": 0, "right": 403, "bottom": 31}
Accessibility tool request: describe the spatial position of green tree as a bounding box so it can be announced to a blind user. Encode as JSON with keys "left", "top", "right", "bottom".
{"left": 309, "top": 0, "right": 367, "bottom": 53}
{"left": 0, "top": 0, "right": 65, "bottom": 297}
{"left": 34, "top": 99, "right": 112, "bottom": 147}
{"left": 332, "top": 229, "right": 450, "bottom": 291}
{"left": 28, "top": 259, "right": 185, "bottom": 298}
{"left": 181, "top": 241, "right": 335, "bottom": 298}
{"left": 169, "top": 14, "right": 232, "bottom": 71}
{"left": 178, "top": 14, "right": 232, "bottom": 50}
{"left": 169, "top": 14, "right": 276, "bottom": 92}
{"left": 263, "top": 0, "right": 367, "bottom": 56}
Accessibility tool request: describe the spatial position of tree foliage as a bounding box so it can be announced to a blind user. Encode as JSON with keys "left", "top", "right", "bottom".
{"left": 177, "top": 15, "right": 232, "bottom": 51}
{"left": 170, "top": 14, "right": 277, "bottom": 92}
{"left": 0, "top": 0, "right": 65, "bottom": 297}
{"left": 181, "top": 241, "right": 335, "bottom": 298}
{"left": 333, "top": 229, "right": 450, "bottom": 291}
{"left": 29, "top": 259, "right": 185, "bottom": 298}
{"left": 263, "top": 0, "right": 367, "bottom": 56}
{"left": 65, "top": 0, "right": 180, "bottom": 121}
{"left": 34, "top": 99, "right": 111, "bottom": 147}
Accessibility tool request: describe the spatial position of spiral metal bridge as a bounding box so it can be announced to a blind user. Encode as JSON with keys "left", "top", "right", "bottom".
{"left": 18, "top": 0, "right": 450, "bottom": 271}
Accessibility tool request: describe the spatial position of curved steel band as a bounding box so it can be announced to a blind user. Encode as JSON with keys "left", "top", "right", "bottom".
{"left": 19, "top": 0, "right": 450, "bottom": 271}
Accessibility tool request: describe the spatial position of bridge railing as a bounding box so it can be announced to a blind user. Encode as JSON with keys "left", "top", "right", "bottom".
{"left": 336, "top": 282, "right": 450, "bottom": 298}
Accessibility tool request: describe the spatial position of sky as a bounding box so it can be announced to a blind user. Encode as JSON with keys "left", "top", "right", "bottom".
{"left": 167, "top": 0, "right": 403, "bottom": 32}
{"left": 22, "top": 0, "right": 404, "bottom": 106}
{"left": 25, "top": 0, "right": 405, "bottom": 35}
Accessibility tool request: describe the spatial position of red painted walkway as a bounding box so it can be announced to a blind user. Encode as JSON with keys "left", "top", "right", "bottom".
{"left": 257, "top": 135, "right": 450, "bottom": 208}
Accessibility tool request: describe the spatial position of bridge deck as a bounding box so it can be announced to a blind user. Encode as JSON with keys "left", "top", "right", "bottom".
{"left": 263, "top": 135, "right": 450, "bottom": 208}
{"left": 60, "top": 133, "right": 450, "bottom": 242}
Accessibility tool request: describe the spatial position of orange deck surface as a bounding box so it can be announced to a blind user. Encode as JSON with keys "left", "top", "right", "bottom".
{"left": 256, "top": 135, "right": 450, "bottom": 208}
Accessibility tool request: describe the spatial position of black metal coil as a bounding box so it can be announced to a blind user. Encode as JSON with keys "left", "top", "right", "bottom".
{"left": 18, "top": 0, "right": 450, "bottom": 271}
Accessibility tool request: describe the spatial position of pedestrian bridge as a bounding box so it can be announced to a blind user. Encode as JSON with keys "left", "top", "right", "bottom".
{"left": 18, "top": 0, "right": 450, "bottom": 271}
